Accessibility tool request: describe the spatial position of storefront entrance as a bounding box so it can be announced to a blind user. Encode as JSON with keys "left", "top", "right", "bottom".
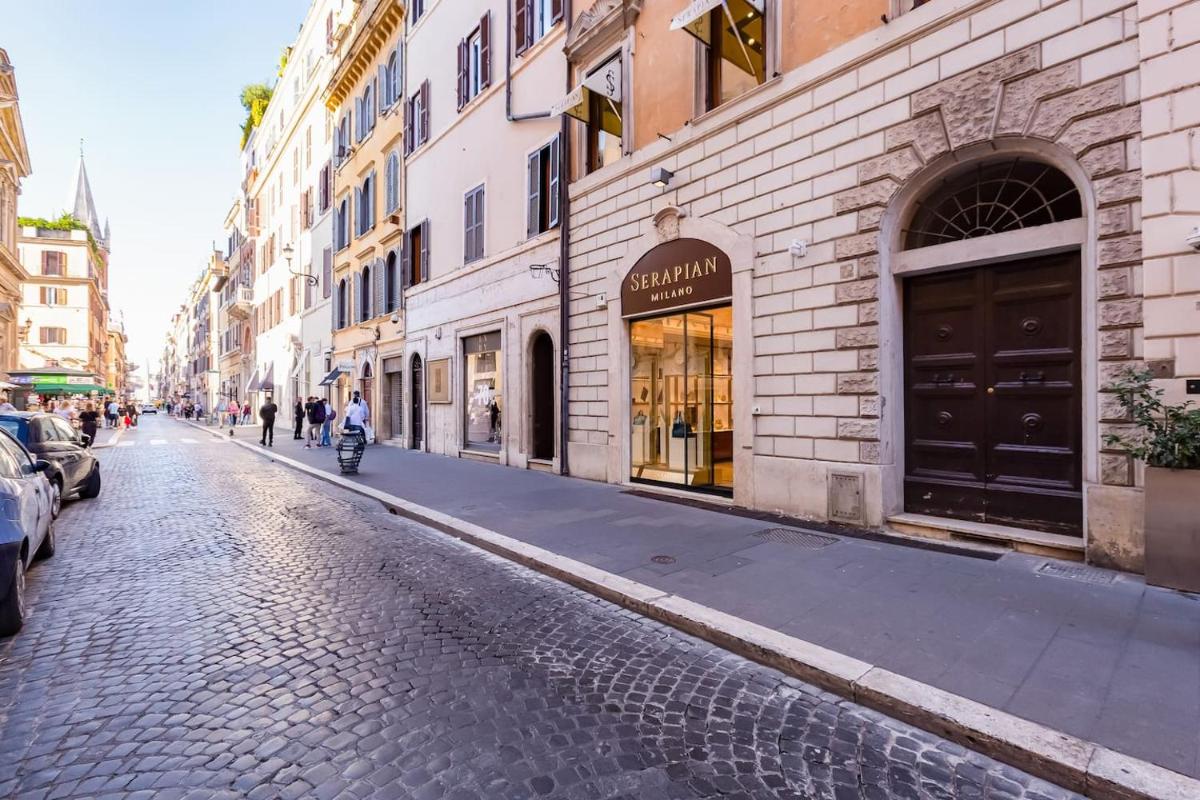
{"left": 630, "top": 307, "right": 733, "bottom": 493}
{"left": 410, "top": 354, "right": 423, "bottom": 450}
{"left": 903, "top": 253, "right": 1083, "bottom": 535}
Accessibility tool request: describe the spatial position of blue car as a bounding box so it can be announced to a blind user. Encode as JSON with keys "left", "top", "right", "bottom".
{"left": 0, "top": 427, "right": 56, "bottom": 636}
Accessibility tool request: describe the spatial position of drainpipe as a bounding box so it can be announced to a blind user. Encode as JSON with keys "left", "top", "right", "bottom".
{"left": 557, "top": 0, "right": 573, "bottom": 476}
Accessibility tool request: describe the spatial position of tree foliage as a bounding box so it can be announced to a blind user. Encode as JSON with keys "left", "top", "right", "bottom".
{"left": 239, "top": 83, "right": 274, "bottom": 150}
{"left": 1104, "top": 368, "right": 1200, "bottom": 469}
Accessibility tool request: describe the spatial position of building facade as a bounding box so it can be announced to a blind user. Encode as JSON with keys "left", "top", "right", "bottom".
{"left": 0, "top": 49, "right": 32, "bottom": 384}
{"left": 561, "top": 0, "right": 1200, "bottom": 571}
{"left": 326, "top": 0, "right": 406, "bottom": 440}
{"left": 395, "top": 0, "right": 566, "bottom": 463}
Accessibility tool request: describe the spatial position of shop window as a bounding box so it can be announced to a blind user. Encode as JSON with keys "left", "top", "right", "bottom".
{"left": 697, "top": 1, "right": 767, "bottom": 112}
{"left": 585, "top": 56, "right": 623, "bottom": 175}
{"left": 464, "top": 332, "right": 502, "bottom": 452}
{"left": 630, "top": 308, "right": 733, "bottom": 493}
{"left": 527, "top": 135, "right": 560, "bottom": 238}
{"left": 464, "top": 184, "right": 485, "bottom": 264}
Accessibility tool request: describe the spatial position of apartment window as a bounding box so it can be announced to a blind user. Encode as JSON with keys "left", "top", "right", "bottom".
{"left": 360, "top": 265, "right": 372, "bottom": 321}
{"left": 319, "top": 162, "right": 332, "bottom": 212}
{"left": 336, "top": 278, "right": 348, "bottom": 328}
{"left": 385, "top": 250, "right": 398, "bottom": 313}
{"left": 403, "top": 220, "right": 429, "bottom": 287}
{"left": 41, "top": 251, "right": 66, "bottom": 276}
{"left": 405, "top": 81, "right": 431, "bottom": 153}
{"left": 39, "top": 287, "right": 69, "bottom": 306}
{"left": 696, "top": 1, "right": 767, "bottom": 111}
{"left": 362, "top": 83, "right": 375, "bottom": 139}
{"left": 385, "top": 152, "right": 401, "bottom": 214}
{"left": 290, "top": 275, "right": 299, "bottom": 317}
{"left": 335, "top": 197, "right": 350, "bottom": 251}
{"left": 40, "top": 327, "right": 67, "bottom": 345}
{"left": 322, "top": 246, "right": 333, "bottom": 299}
{"left": 292, "top": 76, "right": 301, "bottom": 106}
{"left": 411, "top": 0, "right": 425, "bottom": 23}
{"left": 305, "top": 126, "right": 313, "bottom": 167}
{"left": 302, "top": 189, "right": 313, "bottom": 229}
{"left": 457, "top": 15, "right": 491, "bottom": 111}
{"left": 464, "top": 185, "right": 485, "bottom": 264}
{"left": 355, "top": 172, "right": 376, "bottom": 237}
{"left": 293, "top": 148, "right": 300, "bottom": 185}
{"left": 585, "top": 55, "right": 623, "bottom": 174}
{"left": 383, "top": 47, "right": 401, "bottom": 109}
{"left": 515, "top": 0, "right": 563, "bottom": 54}
{"left": 336, "top": 112, "right": 351, "bottom": 165}
{"left": 527, "top": 135, "right": 561, "bottom": 237}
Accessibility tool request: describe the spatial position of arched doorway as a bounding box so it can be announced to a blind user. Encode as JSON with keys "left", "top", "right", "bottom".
{"left": 898, "top": 157, "right": 1084, "bottom": 536}
{"left": 410, "top": 354, "right": 423, "bottom": 450}
{"left": 530, "top": 331, "right": 555, "bottom": 460}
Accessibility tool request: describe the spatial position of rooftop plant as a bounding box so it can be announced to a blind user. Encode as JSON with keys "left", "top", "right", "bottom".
{"left": 239, "top": 83, "right": 273, "bottom": 150}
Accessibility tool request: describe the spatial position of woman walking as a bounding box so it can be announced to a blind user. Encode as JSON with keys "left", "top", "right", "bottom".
{"left": 79, "top": 402, "right": 100, "bottom": 446}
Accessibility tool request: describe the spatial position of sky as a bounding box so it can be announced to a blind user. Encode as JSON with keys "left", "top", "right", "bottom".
{"left": 5, "top": 0, "right": 308, "bottom": 390}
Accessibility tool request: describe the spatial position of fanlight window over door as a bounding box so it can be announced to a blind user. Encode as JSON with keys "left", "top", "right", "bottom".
{"left": 903, "top": 159, "right": 1082, "bottom": 250}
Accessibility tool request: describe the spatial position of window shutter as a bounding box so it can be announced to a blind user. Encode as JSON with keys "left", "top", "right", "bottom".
{"left": 479, "top": 12, "right": 491, "bottom": 89}
{"left": 374, "top": 257, "right": 386, "bottom": 318}
{"left": 368, "top": 171, "right": 377, "bottom": 229}
{"left": 464, "top": 192, "right": 473, "bottom": 262}
{"left": 420, "top": 219, "right": 430, "bottom": 282}
{"left": 354, "top": 97, "right": 362, "bottom": 141}
{"left": 456, "top": 39, "right": 467, "bottom": 111}
{"left": 527, "top": 149, "right": 541, "bottom": 239}
{"left": 371, "top": 79, "right": 379, "bottom": 129}
{"left": 515, "top": 0, "right": 529, "bottom": 55}
{"left": 354, "top": 187, "right": 362, "bottom": 237}
{"left": 420, "top": 80, "right": 430, "bottom": 145}
{"left": 551, "top": 0, "right": 563, "bottom": 24}
{"left": 322, "top": 246, "right": 332, "bottom": 299}
{"left": 395, "top": 45, "right": 404, "bottom": 107}
{"left": 401, "top": 231, "right": 412, "bottom": 288}
{"left": 404, "top": 98, "right": 414, "bottom": 154}
{"left": 475, "top": 188, "right": 485, "bottom": 260}
{"left": 378, "top": 64, "right": 389, "bottom": 110}
{"left": 549, "top": 134, "right": 561, "bottom": 229}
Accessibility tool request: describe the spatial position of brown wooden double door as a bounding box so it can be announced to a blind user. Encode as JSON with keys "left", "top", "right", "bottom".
{"left": 904, "top": 253, "right": 1083, "bottom": 535}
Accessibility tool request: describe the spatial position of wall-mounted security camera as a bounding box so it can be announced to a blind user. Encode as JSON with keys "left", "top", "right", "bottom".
{"left": 390, "top": 314, "right": 400, "bottom": 324}
{"left": 1186, "top": 227, "right": 1200, "bottom": 252}
{"left": 789, "top": 239, "right": 808, "bottom": 258}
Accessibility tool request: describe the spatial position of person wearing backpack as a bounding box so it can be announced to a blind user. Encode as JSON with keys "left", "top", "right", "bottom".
{"left": 305, "top": 396, "right": 326, "bottom": 448}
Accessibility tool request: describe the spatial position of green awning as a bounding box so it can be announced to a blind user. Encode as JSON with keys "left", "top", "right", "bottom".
{"left": 30, "top": 383, "right": 108, "bottom": 394}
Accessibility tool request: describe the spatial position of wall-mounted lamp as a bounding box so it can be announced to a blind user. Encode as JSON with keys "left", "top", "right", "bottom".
{"left": 651, "top": 166, "right": 674, "bottom": 188}
{"left": 1187, "top": 227, "right": 1200, "bottom": 252}
{"left": 529, "top": 263, "right": 560, "bottom": 283}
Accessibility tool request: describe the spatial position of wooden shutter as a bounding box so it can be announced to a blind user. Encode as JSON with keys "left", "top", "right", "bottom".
{"left": 464, "top": 191, "right": 474, "bottom": 261}
{"left": 354, "top": 97, "right": 362, "bottom": 141}
{"left": 420, "top": 219, "right": 430, "bottom": 282}
{"left": 374, "top": 257, "right": 386, "bottom": 318}
{"left": 354, "top": 187, "right": 362, "bottom": 237}
{"left": 401, "top": 230, "right": 412, "bottom": 288}
{"left": 515, "top": 0, "right": 529, "bottom": 55}
{"left": 378, "top": 64, "right": 389, "bottom": 110}
{"left": 456, "top": 39, "right": 467, "bottom": 111}
{"left": 479, "top": 12, "right": 491, "bottom": 89}
{"left": 474, "top": 187, "right": 485, "bottom": 260}
{"left": 368, "top": 171, "right": 376, "bottom": 229}
{"left": 549, "top": 134, "right": 561, "bottom": 229}
{"left": 404, "top": 97, "right": 414, "bottom": 154}
{"left": 527, "top": 148, "right": 541, "bottom": 239}
{"left": 420, "top": 81, "right": 430, "bottom": 145}
{"left": 371, "top": 77, "right": 379, "bottom": 129}
{"left": 322, "top": 246, "right": 332, "bottom": 299}
{"left": 551, "top": 0, "right": 563, "bottom": 24}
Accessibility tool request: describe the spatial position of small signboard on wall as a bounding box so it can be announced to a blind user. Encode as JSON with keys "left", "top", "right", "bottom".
{"left": 427, "top": 358, "right": 451, "bottom": 403}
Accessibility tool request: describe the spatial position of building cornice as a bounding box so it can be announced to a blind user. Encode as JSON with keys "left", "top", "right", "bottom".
{"left": 326, "top": 0, "right": 405, "bottom": 112}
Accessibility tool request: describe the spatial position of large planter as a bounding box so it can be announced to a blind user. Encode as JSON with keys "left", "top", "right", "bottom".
{"left": 1144, "top": 466, "right": 1200, "bottom": 593}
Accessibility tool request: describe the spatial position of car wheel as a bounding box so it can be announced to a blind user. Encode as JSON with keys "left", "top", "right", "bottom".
{"left": 79, "top": 466, "right": 101, "bottom": 499}
{"left": 49, "top": 478, "right": 62, "bottom": 519}
{"left": 35, "top": 519, "right": 55, "bottom": 560}
{"left": 0, "top": 556, "right": 25, "bottom": 636}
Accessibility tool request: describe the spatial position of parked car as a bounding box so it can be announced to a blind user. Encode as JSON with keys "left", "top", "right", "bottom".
{"left": 140, "top": 404, "right": 158, "bottom": 414}
{"left": 0, "top": 428, "right": 56, "bottom": 636}
{"left": 0, "top": 413, "right": 101, "bottom": 515}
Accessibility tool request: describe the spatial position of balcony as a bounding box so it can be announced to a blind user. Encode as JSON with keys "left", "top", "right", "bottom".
{"left": 227, "top": 287, "right": 254, "bottom": 319}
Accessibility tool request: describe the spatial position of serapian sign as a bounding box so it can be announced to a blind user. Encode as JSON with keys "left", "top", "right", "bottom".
{"left": 621, "top": 238, "right": 732, "bottom": 318}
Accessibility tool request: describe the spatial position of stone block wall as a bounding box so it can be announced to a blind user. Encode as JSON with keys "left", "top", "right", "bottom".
{"left": 566, "top": 0, "right": 1150, "bottom": 535}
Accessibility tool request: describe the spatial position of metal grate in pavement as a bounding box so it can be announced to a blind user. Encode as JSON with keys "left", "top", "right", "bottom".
{"left": 751, "top": 528, "right": 838, "bottom": 550}
{"left": 651, "top": 555, "right": 677, "bottom": 565}
{"left": 1036, "top": 561, "right": 1116, "bottom": 585}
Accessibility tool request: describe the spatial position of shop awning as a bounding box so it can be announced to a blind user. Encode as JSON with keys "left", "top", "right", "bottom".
{"left": 317, "top": 367, "right": 344, "bottom": 387}
{"left": 244, "top": 368, "right": 262, "bottom": 394}
{"left": 551, "top": 58, "right": 623, "bottom": 122}
{"left": 670, "top": 0, "right": 725, "bottom": 31}
{"left": 28, "top": 383, "right": 108, "bottom": 395}
{"left": 260, "top": 363, "right": 275, "bottom": 395}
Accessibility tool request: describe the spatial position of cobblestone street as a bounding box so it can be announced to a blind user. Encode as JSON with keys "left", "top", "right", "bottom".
{"left": 0, "top": 419, "right": 1083, "bottom": 800}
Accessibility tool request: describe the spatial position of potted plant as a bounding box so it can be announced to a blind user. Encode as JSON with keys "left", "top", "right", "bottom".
{"left": 1104, "top": 369, "right": 1200, "bottom": 592}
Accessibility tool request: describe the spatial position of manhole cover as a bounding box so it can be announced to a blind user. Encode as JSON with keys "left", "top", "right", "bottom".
{"left": 751, "top": 528, "right": 838, "bottom": 549}
{"left": 1036, "top": 561, "right": 1116, "bottom": 585}
{"left": 651, "top": 555, "right": 676, "bottom": 565}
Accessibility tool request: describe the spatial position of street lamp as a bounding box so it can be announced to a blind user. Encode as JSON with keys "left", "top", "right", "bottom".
{"left": 285, "top": 242, "right": 318, "bottom": 287}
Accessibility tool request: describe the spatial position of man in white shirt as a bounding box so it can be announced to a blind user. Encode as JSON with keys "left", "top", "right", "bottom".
{"left": 344, "top": 391, "right": 368, "bottom": 433}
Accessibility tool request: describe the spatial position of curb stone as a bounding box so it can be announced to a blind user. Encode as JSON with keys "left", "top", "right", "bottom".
{"left": 182, "top": 419, "right": 1200, "bottom": 800}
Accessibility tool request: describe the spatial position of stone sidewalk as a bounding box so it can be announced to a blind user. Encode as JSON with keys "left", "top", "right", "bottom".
{"left": 225, "top": 424, "right": 1200, "bottom": 781}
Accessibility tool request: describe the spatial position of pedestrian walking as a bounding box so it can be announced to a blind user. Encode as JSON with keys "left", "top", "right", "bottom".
{"left": 194, "top": 400, "right": 204, "bottom": 424}
{"left": 79, "top": 402, "right": 100, "bottom": 446}
{"left": 343, "top": 391, "right": 368, "bottom": 436}
{"left": 320, "top": 399, "right": 335, "bottom": 447}
{"left": 228, "top": 399, "right": 240, "bottom": 429}
{"left": 129, "top": 402, "right": 139, "bottom": 428}
{"left": 259, "top": 395, "right": 278, "bottom": 447}
{"left": 241, "top": 402, "right": 251, "bottom": 426}
{"left": 107, "top": 399, "right": 119, "bottom": 428}
{"left": 304, "top": 396, "right": 325, "bottom": 448}
{"left": 215, "top": 398, "right": 227, "bottom": 428}
{"left": 293, "top": 399, "right": 304, "bottom": 440}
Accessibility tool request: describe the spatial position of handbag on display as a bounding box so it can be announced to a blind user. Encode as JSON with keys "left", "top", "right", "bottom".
{"left": 671, "top": 411, "right": 691, "bottom": 438}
